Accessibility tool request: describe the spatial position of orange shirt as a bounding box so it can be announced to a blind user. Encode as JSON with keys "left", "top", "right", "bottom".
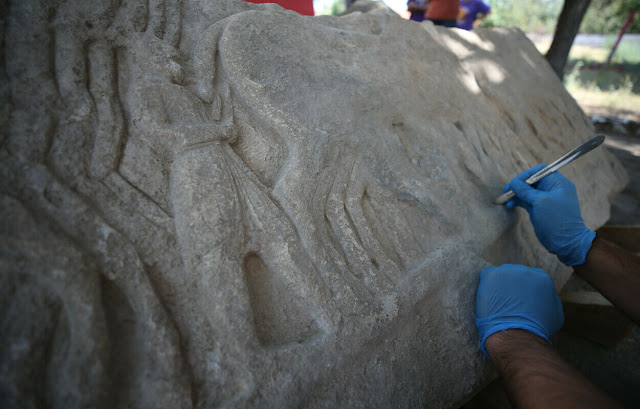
{"left": 244, "top": 0, "right": 314, "bottom": 16}
{"left": 426, "top": 0, "right": 459, "bottom": 20}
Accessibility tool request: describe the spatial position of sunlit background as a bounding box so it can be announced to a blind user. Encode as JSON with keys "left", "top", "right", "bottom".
{"left": 310, "top": 0, "right": 640, "bottom": 122}
{"left": 314, "top": 0, "right": 409, "bottom": 17}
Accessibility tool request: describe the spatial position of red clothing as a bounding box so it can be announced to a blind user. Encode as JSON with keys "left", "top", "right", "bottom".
{"left": 425, "top": 0, "right": 459, "bottom": 20}
{"left": 244, "top": 0, "right": 314, "bottom": 16}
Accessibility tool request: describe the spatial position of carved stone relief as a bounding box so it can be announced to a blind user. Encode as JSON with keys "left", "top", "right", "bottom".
{"left": 0, "top": 1, "right": 627, "bottom": 408}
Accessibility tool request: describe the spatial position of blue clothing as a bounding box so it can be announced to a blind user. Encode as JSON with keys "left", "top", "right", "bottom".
{"left": 408, "top": 0, "right": 427, "bottom": 22}
{"left": 457, "top": 0, "right": 490, "bottom": 30}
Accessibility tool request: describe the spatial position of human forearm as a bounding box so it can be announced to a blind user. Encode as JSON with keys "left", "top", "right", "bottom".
{"left": 574, "top": 236, "right": 640, "bottom": 325}
{"left": 486, "top": 329, "right": 622, "bottom": 409}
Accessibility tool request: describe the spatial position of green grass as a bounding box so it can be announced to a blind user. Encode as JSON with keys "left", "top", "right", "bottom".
{"left": 565, "top": 42, "right": 640, "bottom": 95}
{"left": 533, "top": 39, "right": 640, "bottom": 120}
{"left": 607, "top": 41, "right": 640, "bottom": 65}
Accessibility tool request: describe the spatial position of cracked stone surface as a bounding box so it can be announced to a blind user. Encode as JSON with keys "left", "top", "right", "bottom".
{"left": 0, "top": 1, "right": 628, "bottom": 408}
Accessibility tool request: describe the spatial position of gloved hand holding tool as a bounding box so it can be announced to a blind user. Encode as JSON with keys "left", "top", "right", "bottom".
{"left": 473, "top": 135, "right": 637, "bottom": 409}
{"left": 476, "top": 136, "right": 603, "bottom": 354}
{"left": 495, "top": 135, "right": 604, "bottom": 266}
{"left": 504, "top": 165, "right": 596, "bottom": 266}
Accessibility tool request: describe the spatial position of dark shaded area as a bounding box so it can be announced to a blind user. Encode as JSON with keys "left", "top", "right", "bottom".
{"left": 101, "top": 276, "right": 137, "bottom": 409}
{"left": 554, "top": 325, "right": 640, "bottom": 408}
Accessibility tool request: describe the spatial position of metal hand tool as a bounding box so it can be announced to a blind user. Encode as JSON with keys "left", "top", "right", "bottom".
{"left": 495, "top": 134, "right": 606, "bottom": 205}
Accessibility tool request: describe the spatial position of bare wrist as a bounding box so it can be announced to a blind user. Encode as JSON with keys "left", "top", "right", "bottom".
{"left": 485, "top": 329, "right": 549, "bottom": 362}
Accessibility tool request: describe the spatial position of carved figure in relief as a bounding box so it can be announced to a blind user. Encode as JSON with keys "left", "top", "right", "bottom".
{"left": 1, "top": 1, "right": 192, "bottom": 407}
{"left": 118, "top": 24, "right": 339, "bottom": 403}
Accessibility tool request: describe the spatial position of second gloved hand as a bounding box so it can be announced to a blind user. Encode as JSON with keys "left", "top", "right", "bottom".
{"left": 505, "top": 164, "right": 596, "bottom": 266}
{"left": 475, "top": 264, "right": 564, "bottom": 358}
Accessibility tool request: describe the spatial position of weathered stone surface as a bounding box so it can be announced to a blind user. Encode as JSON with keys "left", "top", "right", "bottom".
{"left": 0, "top": 1, "right": 628, "bottom": 408}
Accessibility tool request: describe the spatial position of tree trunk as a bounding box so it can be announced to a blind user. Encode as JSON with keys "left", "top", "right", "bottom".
{"left": 545, "top": 0, "right": 592, "bottom": 79}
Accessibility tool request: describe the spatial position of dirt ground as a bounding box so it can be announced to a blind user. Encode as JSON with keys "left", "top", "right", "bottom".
{"left": 597, "top": 122, "right": 640, "bottom": 227}
{"left": 575, "top": 95, "right": 640, "bottom": 123}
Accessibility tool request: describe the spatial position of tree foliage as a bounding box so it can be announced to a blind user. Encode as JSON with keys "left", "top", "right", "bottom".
{"left": 480, "top": 0, "right": 639, "bottom": 34}
{"left": 314, "top": 0, "right": 346, "bottom": 15}
{"left": 580, "top": 0, "right": 640, "bottom": 33}
{"left": 479, "top": 0, "right": 562, "bottom": 32}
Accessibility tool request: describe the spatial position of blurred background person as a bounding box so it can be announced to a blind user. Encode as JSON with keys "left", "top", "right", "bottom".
{"left": 457, "top": 0, "right": 490, "bottom": 30}
{"left": 425, "top": 0, "right": 459, "bottom": 27}
{"left": 407, "top": 0, "right": 429, "bottom": 22}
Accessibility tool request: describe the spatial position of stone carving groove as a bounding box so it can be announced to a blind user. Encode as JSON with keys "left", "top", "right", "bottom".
{"left": 1, "top": 1, "right": 628, "bottom": 408}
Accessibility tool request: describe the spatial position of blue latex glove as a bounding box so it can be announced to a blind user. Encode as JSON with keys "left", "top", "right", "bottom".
{"left": 505, "top": 164, "right": 596, "bottom": 266}
{"left": 475, "top": 264, "right": 564, "bottom": 358}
